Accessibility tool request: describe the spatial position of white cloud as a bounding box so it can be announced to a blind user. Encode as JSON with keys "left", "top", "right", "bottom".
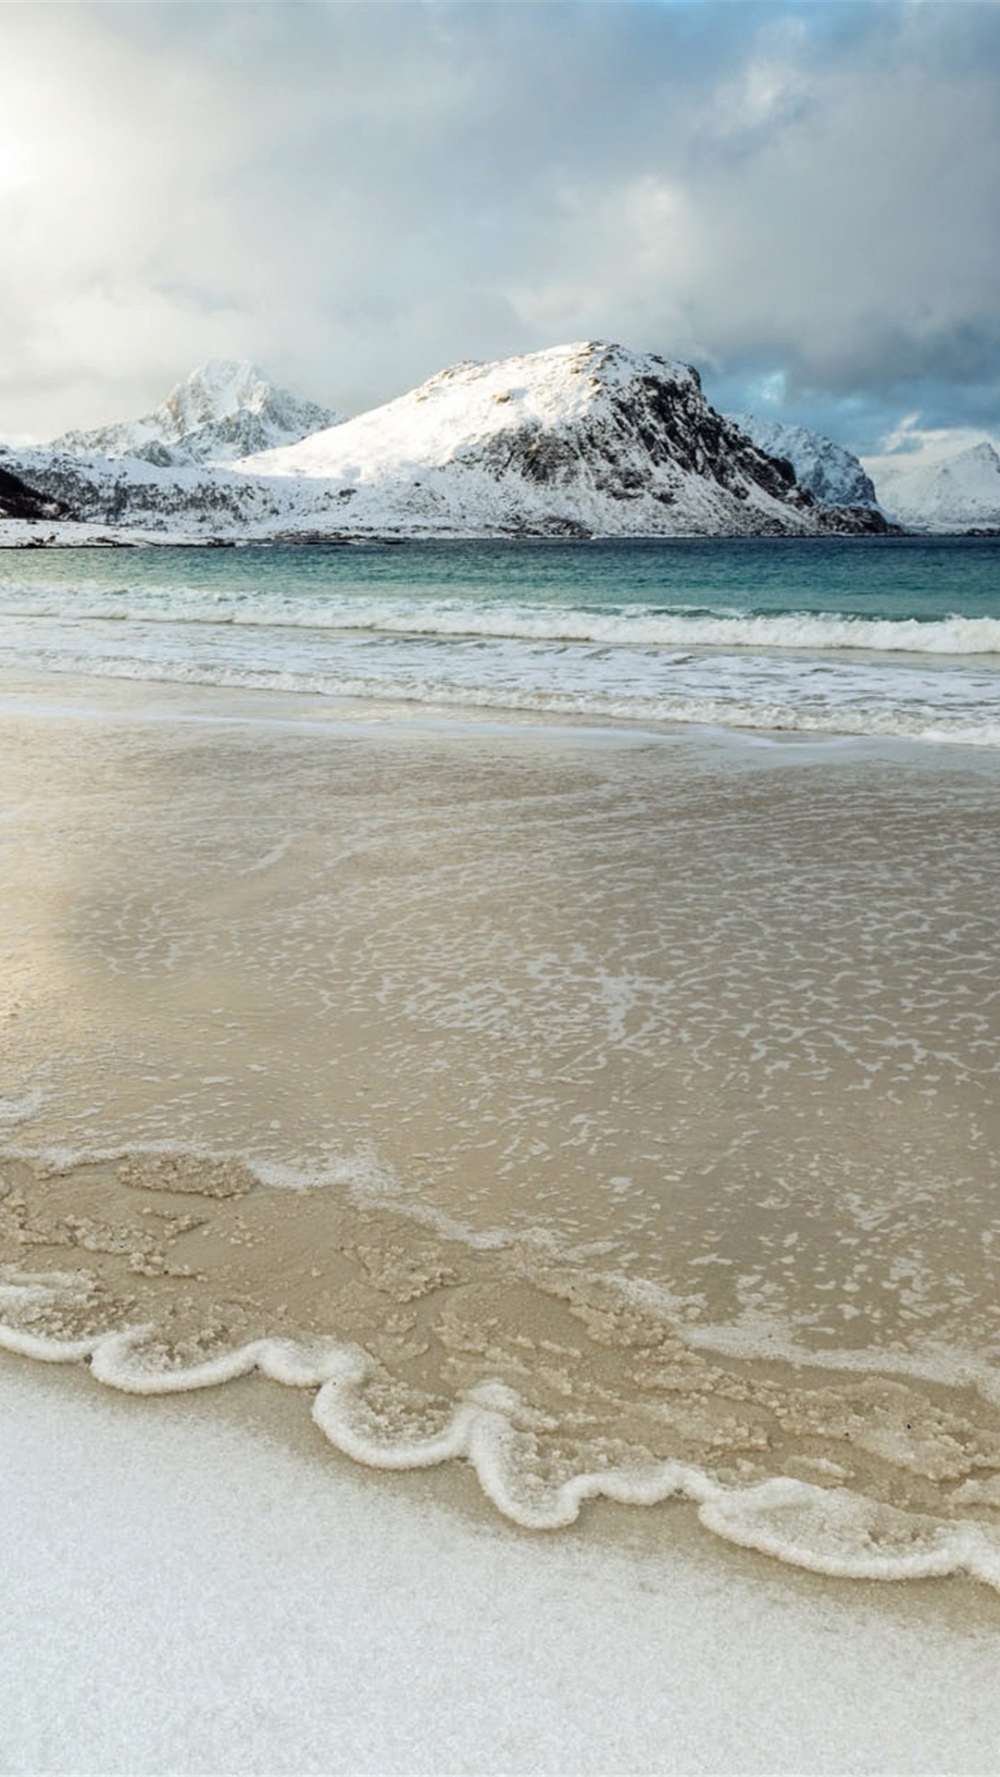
{"left": 0, "top": 2, "right": 997, "bottom": 450}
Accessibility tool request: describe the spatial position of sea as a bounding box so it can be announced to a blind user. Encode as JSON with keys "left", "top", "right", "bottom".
{"left": 2, "top": 532, "right": 1000, "bottom": 1590}
{"left": 0, "top": 533, "right": 998, "bottom": 745}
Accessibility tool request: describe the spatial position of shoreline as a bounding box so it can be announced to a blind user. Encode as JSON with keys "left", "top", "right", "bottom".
{"left": 2, "top": 661, "right": 998, "bottom": 771}
{"left": 8, "top": 1338, "right": 1000, "bottom": 1625}
{"left": 4, "top": 1343, "right": 1000, "bottom": 1775}
{"left": 2, "top": 670, "right": 1000, "bottom": 1611}
{"left": 3, "top": 521, "right": 997, "bottom": 548}
{"left": 7, "top": 1336, "right": 1000, "bottom": 1627}
{"left": 6, "top": 1300, "right": 1000, "bottom": 1631}
{"left": 3, "top": 534, "right": 997, "bottom": 753}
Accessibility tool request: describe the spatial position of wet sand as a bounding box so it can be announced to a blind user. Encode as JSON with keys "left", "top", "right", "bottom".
{"left": 2, "top": 671, "right": 1000, "bottom": 1582}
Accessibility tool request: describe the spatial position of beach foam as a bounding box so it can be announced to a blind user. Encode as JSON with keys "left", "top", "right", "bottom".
{"left": 5, "top": 585, "right": 1000, "bottom": 653}
{"left": 2, "top": 535, "right": 1000, "bottom": 747}
{"left": 2, "top": 682, "right": 999, "bottom": 1597}
{"left": 7, "top": 1353, "right": 1000, "bottom": 1776}
{"left": 6, "top": 1274, "right": 1000, "bottom": 1590}
{"left": 5, "top": 1146, "right": 1000, "bottom": 1590}
{"left": 6, "top": 641, "right": 1000, "bottom": 746}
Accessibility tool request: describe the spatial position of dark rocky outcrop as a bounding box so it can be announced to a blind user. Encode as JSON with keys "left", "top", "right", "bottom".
{"left": 0, "top": 460, "right": 74, "bottom": 522}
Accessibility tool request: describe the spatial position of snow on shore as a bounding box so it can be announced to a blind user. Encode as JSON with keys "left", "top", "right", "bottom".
{"left": 3, "top": 1354, "right": 1000, "bottom": 1775}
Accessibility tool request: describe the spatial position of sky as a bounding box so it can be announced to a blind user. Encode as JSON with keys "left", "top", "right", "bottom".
{"left": 1, "top": 0, "right": 998, "bottom": 465}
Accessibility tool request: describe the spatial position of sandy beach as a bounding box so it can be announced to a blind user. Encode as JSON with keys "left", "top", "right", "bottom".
{"left": 2, "top": 670, "right": 1000, "bottom": 1768}
{"left": 5, "top": 0, "right": 1000, "bottom": 1764}
{"left": 5, "top": 1347, "right": 1000, "bottom": 1776}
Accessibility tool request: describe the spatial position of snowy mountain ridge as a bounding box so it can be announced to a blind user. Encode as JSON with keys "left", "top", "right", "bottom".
{"left": 728, "top": 414, "right": 880, "bottom": 510}
{"left": 51, "top": 359, "right": 341, "bottom": 468}
{"left": 240, "top": 342, "right": 701, "bottom": 480}
{"left": 5, "top": 341, "right": 889, "bottom": 543}
{"left": 232, "top": 339, "right": 868, "bottom": 537}
{"left": 873, "top": 440, "right": 1000, "bottom": 532}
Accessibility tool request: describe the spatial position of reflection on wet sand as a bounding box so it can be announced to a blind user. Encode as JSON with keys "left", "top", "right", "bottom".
{"left": 2, "top": 683, "right": 999, "bottom": 1578}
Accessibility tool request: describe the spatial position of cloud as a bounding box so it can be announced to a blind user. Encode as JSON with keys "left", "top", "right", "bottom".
{"left": 0, "top": 2, "right": 998, "bottom": 453}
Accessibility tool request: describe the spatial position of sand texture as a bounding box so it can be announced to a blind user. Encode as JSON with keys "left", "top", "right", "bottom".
{"left": 2, "top": 678, "right": 1000, "bottom": 1580}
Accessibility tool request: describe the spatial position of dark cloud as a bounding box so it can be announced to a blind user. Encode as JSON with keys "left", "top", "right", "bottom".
{"left": 0, "top": 1, "right": 998, "bottom": 458}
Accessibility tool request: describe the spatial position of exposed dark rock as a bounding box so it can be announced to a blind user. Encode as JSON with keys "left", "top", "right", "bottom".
{"left": 0, "top": 463, "right": 74, "bottom": 521}
{"left": 817, "top": 505, "right": 899, "bottom": 535}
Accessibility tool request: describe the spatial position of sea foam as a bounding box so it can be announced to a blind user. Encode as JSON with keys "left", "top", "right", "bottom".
{"left": 20, "top": 1317, "right": 1000, "bottom": 1584}
{"left": 5, "top": 586, "right": 1000, "bottom": 654}
{"left": 6, "top": 1266, "right": 1000, "bottom": 1591}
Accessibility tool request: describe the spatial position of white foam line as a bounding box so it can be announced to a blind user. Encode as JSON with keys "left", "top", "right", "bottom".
{"left": 0, "top": 1135, "right": 399, "bottom": 1199}
{"left": 7, "top": 1300, "right": 1000, "bottom": 1592}
{"left": 89, "top": 1330, "right": 360, "bottom": 1394}
{"left": 314, "top": 1368, "right": 1000, "bottom": 1586}
{"left": 696, "top": 1478, "right": 1000, "bottom": 1588}
{"left": 10, "top": 650, "right": 1000, "bottom": 747}
{"left": 0, "top": 1325, "right": 105, "bottom": 1363}
{"left": 6, "top": 597, "right": 1000, "bottom": 655}
{"left": 685, "top": 1321, "right": 1000, "bottom": 1409}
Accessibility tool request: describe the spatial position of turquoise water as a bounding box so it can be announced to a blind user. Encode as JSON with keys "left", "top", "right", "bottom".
{"left": 1, "top": 535, "right": 998, "bottom": 742}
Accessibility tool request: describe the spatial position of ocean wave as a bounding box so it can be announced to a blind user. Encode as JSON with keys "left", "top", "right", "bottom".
{"left": 12, "top": 647, "right": 1000, "bottom": 747}
{"left": 4, "top": 591, "right": 1000, "bottom": 655}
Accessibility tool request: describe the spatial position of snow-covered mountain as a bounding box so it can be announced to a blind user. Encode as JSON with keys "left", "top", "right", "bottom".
{"left": 5, "top": 341, "right": 888, "bottom": 544}
{"left": 872, "top": 441, "right": 1000, "bottom": 533}
{"left": 231, "top": 340, "right": 854, "bottom": 537}
{"left": 50, "top": 359, "right": 341, "bottom": 468}
{"left": 0, "top": 455, "right": 72, "bottom": 522}
{"left": 728, "top": 414, "right": 879, "bottom": 510}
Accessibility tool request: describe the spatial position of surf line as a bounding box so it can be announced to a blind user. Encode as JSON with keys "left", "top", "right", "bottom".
{"left": 3, "top": 1276, "right": 1000, "bottom": 1591}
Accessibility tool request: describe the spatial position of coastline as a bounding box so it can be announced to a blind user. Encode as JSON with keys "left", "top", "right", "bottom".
{"left": 3, "top": 2, "right": 999, "bottom": 1764}
{"left": 4, "top": 1345, "right": 1000, "bottom": 1776}
{"left": 3, "top": 665, "right": 1000, "bottom": 1760}
{"left": 1, "top": 521, "right": 997, "bottom": 549}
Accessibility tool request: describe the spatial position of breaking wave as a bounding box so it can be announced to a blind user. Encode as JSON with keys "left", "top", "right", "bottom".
{"left": 8, "top": 644, "right": 1000, "bottom": 747}
{"left": 4, "top": 586, "right": 1000, "bottom": 655}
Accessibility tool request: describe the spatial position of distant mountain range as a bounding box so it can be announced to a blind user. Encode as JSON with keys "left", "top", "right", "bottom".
{"left": 51, "top": 359, "right": 341, "bottom": 468}
{"left": 728, "top": 414, "right": 880, "bottom": 511}
{"left": 873, "top": 440, "right": 1000, "bottom": 533}
{"left": 4, "top": 342, "right": 980, "bottom": 545}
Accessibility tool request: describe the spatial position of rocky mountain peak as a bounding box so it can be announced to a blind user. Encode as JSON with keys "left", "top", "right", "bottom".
{"left": 50, "top": 360, "right": 341, "bottom": 468}
{"left": 160, "top": 360, "right": 275, "bottom": 434}
{"left": 236, "top": 339, "right": 813, "bottom": 535}
{"left": 957, "top": 440, "right": 1000, "bottom": 471}
{"left": 728, "top": 413, "right": 880, "bottom": 510}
